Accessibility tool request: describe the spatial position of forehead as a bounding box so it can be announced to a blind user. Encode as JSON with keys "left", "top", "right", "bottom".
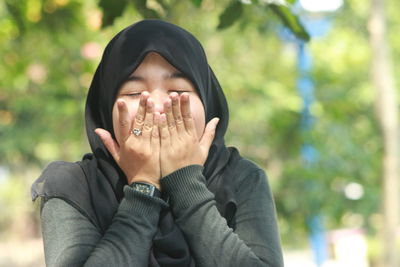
{"left": 132, "top": 52, "right": 178, "bottom": 74}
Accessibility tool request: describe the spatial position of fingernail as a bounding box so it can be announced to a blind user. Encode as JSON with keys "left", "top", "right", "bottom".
{"left": 212, "top": 118, "right": 219, "bottom": 130}
{"left": 182, "top": 93, "right": 189, "bottom": 101}
{"left": 117, "top": 99, "right": 124, "bottom": 108}
{"left": 171, "top": 94, "right": 178, "bottom": 102}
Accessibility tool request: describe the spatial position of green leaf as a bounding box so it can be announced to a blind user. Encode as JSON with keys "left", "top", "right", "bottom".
{"left": 132, "top": 0, "right": 161, "bottom": 19}
{"left": 191, "top": 0, "right": 203, "bottom": 8}
{"left": 5, "top": 0, "right": 27, "bottom": 34}
{"left": 217, "top": 1, "right": 243, "bottom": 30}
{"left": 99, "top": 0, "right": 129, "bottom": 27}
{"left": 269, "top": 4, "right": 310, "bottom": 41}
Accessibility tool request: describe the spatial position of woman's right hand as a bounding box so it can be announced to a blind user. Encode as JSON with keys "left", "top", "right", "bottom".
{"left": 95, "top": 93, "right": 161, "bottom": 189}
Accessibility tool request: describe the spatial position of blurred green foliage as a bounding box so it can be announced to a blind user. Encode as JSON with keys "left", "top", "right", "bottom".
{"left": 1, "top": 0, "right": 398, "bottom": 248}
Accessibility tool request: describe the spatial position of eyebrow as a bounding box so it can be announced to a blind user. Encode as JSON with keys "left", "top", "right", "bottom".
{"left": 125, "top": 72, "right": 188, "bottom": 82}
{"left": 125, "top": 75, "right": 144, "bottom": 82}
{"left": 166, "top": 72, "right": 188, "bottom": 80}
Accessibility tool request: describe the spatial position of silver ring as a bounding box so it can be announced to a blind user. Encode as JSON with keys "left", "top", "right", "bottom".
{"left": 132, "top": 128, "right": 142, "bottom": 136}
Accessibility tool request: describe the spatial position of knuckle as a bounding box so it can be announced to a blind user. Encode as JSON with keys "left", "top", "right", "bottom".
{"left": 161, "top": 133, "right": 169, "bottom": 140}
{"left": 143, "top": 122, "right": 152, "bottom": 131}
{"left": 135, "top": 115, "right": 144, "bottom": 124}
{"left": 168, "top": 122, "right": 175, "bottom": 129}
{"left": 183, "top": 118, "right": 192, "bottom": 124}
{"left": 126, "top": 146, "right": 136, "bottom": 154}
{"left": 175, "top": 116, "right": 183, "bottom": 124}
{"left": 136, "top": 150, "right": 148, "bottom": 158}
{"left": 120, "top": 119, "right": 129, "bottom": 128}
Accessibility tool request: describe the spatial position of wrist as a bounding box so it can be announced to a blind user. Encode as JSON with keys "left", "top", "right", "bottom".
{"left": 130, "top": 181, "right": 162, "bottom": 198}
{"left": 129, "top": 178, "right": 161, "bottom": 190}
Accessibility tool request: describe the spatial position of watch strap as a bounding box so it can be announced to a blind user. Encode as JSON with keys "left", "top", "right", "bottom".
{"left": 130, "top": 182, "right": 162, "bottom": 198}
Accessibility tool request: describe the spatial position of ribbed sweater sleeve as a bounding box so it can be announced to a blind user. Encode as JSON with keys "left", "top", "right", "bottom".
{"left": 41, "top": 186, "right": 167, "bottom": 267}
{"left": 161, "top": 165, "right": 284, "bottom": 267}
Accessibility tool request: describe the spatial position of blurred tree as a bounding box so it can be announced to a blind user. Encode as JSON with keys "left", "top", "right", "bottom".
{"left": 1, "top": 0, "right": 91, "bottom": 168}
{"left": 96, "top": 0, "right": 310, "bottom": 41}
{"left": 369, "top": 0, "right": 399, "bottom": 266}
{"left": 274, "top": 0, "right": 390, "bottom": 248}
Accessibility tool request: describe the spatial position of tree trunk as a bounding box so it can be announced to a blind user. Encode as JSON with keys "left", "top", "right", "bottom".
{"left": 368, "top": 0, "right": 399, "bottom": 266}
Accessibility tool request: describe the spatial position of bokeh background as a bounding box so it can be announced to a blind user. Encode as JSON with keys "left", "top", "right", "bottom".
{"left": 1, "top": 0, "right": 399, "bottom": 266}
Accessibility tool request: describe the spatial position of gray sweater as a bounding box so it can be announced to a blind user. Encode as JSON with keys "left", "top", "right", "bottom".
{"left": 40, "top": 163, "right": 284, "bottom": 267}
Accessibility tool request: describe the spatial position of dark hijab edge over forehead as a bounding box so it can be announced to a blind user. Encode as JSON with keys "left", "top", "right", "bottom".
{"left": 32, "top": 19, "right": 243, "bottom": 267}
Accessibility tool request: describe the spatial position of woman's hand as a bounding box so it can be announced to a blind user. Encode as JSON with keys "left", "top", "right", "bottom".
{"left": 159, "top": 92, "right": 219, "bottom": 177}
{"left": 95, "top": 93, "right": 162, "bottom": 188}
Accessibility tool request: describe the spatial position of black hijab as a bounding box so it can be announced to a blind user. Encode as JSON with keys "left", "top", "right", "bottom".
{"left": 32, "top": 19, "right": 242, "bottom": 267}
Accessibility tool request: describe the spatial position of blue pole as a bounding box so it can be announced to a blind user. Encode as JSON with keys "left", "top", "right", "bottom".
{"left": 297, "top": 38, "right": 328, "bottom": 267}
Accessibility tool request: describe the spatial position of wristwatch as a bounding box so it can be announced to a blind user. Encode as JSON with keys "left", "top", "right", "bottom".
{"left": 130, "top": 182, "right": 162, "bottom": 198}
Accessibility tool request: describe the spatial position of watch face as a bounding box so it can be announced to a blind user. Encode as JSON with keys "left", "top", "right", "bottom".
{"left": 133, "top": 183, "right": 155, "bottom": 196}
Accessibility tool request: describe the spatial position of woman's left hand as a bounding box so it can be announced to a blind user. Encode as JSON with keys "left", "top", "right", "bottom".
{"left": 159, "top": 93, "right": 219, "bottom": 177}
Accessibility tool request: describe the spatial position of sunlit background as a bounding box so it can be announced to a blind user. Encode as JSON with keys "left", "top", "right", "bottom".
{"left": 1, "top": 0, "right": 399, "bottom": 266}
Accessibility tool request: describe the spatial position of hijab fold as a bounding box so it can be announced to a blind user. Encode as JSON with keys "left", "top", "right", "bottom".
{"left": 32, "top": 19, "right": 243, "bottom": 267}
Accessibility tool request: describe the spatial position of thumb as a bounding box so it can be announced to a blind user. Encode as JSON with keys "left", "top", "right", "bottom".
{"left": 199, "top": 118, "right": 219, "bottom": 150}
{"left": 94, "top": 128, "right": 120, "bottom": 162}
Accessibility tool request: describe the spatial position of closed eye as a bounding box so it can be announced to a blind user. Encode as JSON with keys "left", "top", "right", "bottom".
{"left": 123, "top": 92, "right": 141, "bottom": 97}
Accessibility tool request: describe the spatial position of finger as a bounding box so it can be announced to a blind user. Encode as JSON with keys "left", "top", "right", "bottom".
{"left": 132, "top": 91, "right": 149, "bottom": 130}
{"left": 164, "top": 97, "right": 178, "bottom": 139}
{"left": 199, "top": 118, "right": 219, "bottom": 150}
{"left": 151, "top": 112, "right": 160, "bottom": 149}
{"left": 141, "top": 98, "right": 154, "bottom": 139}
{"left": 159, "top": 113, "right": 171, "bottom": 147}
{"left": 95, "top": 128, "right": 120, "bottom": 162}
{"left": 117, "top": 99, "right": 131, "bottom": 142}
{"left": 170, "top": 92, "right": 185, "bottom": 133}
{"left": 180, "top": 93, "right": 196, "bottom": 135}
